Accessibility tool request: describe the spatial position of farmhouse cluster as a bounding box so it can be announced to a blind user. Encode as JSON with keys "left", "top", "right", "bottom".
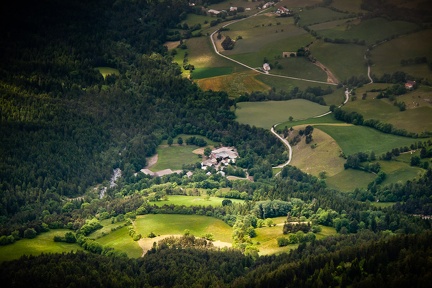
{"left": 201, "top": 147, "right": 239, "bottom": 172}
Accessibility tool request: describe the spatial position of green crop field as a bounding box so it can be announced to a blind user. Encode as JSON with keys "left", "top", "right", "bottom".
{"left": 236, "top": 99, "right": 329, "bottom": 128}
{"left": 314, "top": 125, "right": 419, "bottom": 156}
{"left": 135, "top": 214, "right": 233, "bottom": 243}
{"left": 326, "top": 168, "right": 376, "bottom": 192}
{"left": 310, "top": 41, "right": 367, "bottom": 81}
{"left": 95, "top": 226, "right": 142, "bottom": 258}
{"left": 267, "top": 57, "right": 327, "bottom": 82}
{"left": 256, "top": 74, "right": 333, "bottom": 94}
{"left": 370, "top": 28, "right": 432, "bottom": 79}
{"left": 297, "top": 7, "right": 350, "bottom": 27}
{"left": 316, "top": 18, "right": 419, "bottom": 45}
{"left": 150, "top": 144, "right": 203, "bottom": 171}
{"left": 150, "top": 195, "right": 244, "bottom": 207}
{"left": 96, "top": 67, "right": 119, "bottom": 79}
{"left": 0, "top": 229, "right": 83, "bottom": 263}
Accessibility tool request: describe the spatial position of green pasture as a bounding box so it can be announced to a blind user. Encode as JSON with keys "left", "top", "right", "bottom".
{"left": 371, "top": 28, "right": 432, "bottom": 79}
{"left": 330, "top": 0, "right": 365, "bottom": 13}
{"left": 309, "top": 18, "right": 357, "bottom": 32}
{"left": 314, "top": 125, "right": 419, "bottom": 156}
{"left": 222, "top": 21, "right": 312, "bottom": 56}
{"left": 96, "top": 67, "right": 119, "bottom": 79}
{"left": 310, "top": 41, "right": 368, "bottom": 80}
{"left": 256, "top": 74, "right": 333, "bottom": 94}
{"left": 182, "top": 13, "right": 213, "bottom": 29}
{"left": 88, "top": 219, "right": 127, "bottom": 240}
{"left": 277, "top": 0, "right": 322, "bottom": 8}
{"left": 378, "top": 160, "right": 424, "bottom": 186}
{"left": 150, "top": 144, "right": 203, "bottom": 171}
{"left": 326, "top": 169, "right": 376, "bottom": 192}
{"left": 0, "top": 229, "right": 83, "bottom": 263}
{"left": 135, "top": 214, "right": 233, "bottom": 243}
{"left": 186, "top": 37, "right": 243, "bottom": 70}
{"left": 323, "top": 88, "right": 347, "bottom": 106}
{"left": 235, "top": 99, "right": 329, "bottom": 128}
{"left": 255, "top": 224, "right": 294, "bottom": 255}
{"left": 370, "top": 202, "right": 396, "bottom": 208}
{"left": 276, "top": 113, "right": 342, "bottom": 130}
{"left": 95, "top": 226, "right": 142, "bottom": 258}
{"left": 192, "top": 67, "right": 233, "bottom": 79}
{"left": 316, "top": 18, "right": 419, "bottom": 45}
{"left": 343, "top": 94, "right": 432, "bottom": 134}
{"left": 298, "top": 7, "right": 350, "bottom": 27}
{"left": 267, "top": 57, "right": 327, "bottom": 82}
{"left": 150, "top": 195, "right": 244, "bottom": 207}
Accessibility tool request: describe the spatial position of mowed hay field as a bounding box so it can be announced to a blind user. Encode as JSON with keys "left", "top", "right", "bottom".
{"left": 370, "top": 28, "right": 432, "bottom": 80}
{"left": 0, "top": 229, "right": 83, "bottom": 263}
{"left": 289, "top": 125, "right": 346, "bottom": 177}
{"left": 135, "top": 214, "right": 233, "bottom": 243}
{"left": 235, "top": 99, "right": 329, "bottom": 128}
{"left": 310, "top": 41, "right": 367, "bottom": 81}
{"left": 314, "top": 125, "right": 419, "bottom": 156}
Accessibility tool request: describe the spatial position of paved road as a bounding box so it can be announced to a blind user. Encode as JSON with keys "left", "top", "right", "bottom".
{"left": 270, "top": 125, "right": 292, "bottom": 169}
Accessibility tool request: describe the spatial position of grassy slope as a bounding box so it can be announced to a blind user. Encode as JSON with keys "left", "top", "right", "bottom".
{"left": 316, "top": 18, "right": 419, "bottom": 45}
{"left": 314, "top": 124, "right": 419, "bottom": 156}
{"left": 135, "top": 214, "right": 233, "bottom": 243}
{"left": 0, "top": 229, "right": 83, "bottom": 263}
{"left": 370, "top": 28, "right": 432, "bottom": 80}
{"left": 310, "top": 41, "right": 367, "bottom": 81}
{"left": 150, "top": 195, "right": 244, "bottom": 207}
{"left": 298, "top": 7, "right": 350, "bottom": 27}
{"left": 330, "top": 0, "right": 365, "bottom": 13}
{"left": 343, "top": 87, "right": 432, "bottom": 134}
{"left": 95, "top": 226, "right": 142, "bottom": 258}
{"left": 290, "top": 125, "right": 346, "bottom": 177}
{"left": 326, "top": 169, "right": 376, "bottom": 192}
{"left": 235, "top": 99, "right": 329, "bottom": 128}
{"left": 150, "top": 144, "right": 203, "bottom": 171}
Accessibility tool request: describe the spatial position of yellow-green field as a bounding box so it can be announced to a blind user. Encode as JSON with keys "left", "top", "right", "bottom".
{"left": 236, "top": 99, "right": 329, "bottom": 128}
{"left": 150, "top": 195, "right": 244, "bottom": 207}
{"left": 95, "top": 226, "right": 142, "bottom": 258}
{"left": 0, "top": 229, "right": 83, "bottom": 263}
{"left": 326, "top": 168, "right": 376, "bottom": 192}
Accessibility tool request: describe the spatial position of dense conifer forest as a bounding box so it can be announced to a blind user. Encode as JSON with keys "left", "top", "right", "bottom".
{"left": 1, "top": 0, "right": 432, "bottom": 286}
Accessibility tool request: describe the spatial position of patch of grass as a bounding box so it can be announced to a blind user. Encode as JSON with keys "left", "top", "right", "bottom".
{"left": 135, "top": 214, "right": 233, "bottom": 243}
{"left": 371, "top": 28, "right": 432, "bottom": 80}
{"left": 316, "top": 225, "right": 337, "bottom": 239}
{"left": 298, "top": 7, "right": 350, "bottom": 27}
{"left": 236, "top": 99, "right": 329, "bottom": 128}
{"left": 370, "top": 202, "right": 396, "bottom": 208}
{"left": 150, "top": 195, "right": 244, "bottom": 207}
{"left": 310, "top": 41, "right": 367, "bottom": 80}
{"left": 276, "top": 113, "right": 342, "bottom": 129}
{"left": 326, "top": 168, "right": 376, "bottom": 192}
{"left": 343, "top": 87, "right": 432, "bottom": 134}
{"left": 255, "top": 224, "right": 294, "bottom": 255}
{"left": 150, "top": 144, "right": 203, "bottom": 171}
{"left": 88, "top": 219, "right": 127, "bottom": 240}
{"left": 256, "top": 74, "right": 333, "bottom": 95}
{"left": 289, "top": 125, "right": 346, "bottom": 177}
{"left": 95, "top": 226, "right": 142, "bottom": 258}
{"left": 267, "top": 57, "right": 327, "bottom": 82}
{"left": 192, "top": 67, "right": 233, "bottom": 79}
{"left": 378, "top": 160, "right": 425, "bottom": 185}
{"left": 196, "top": 71, "right": 270, "bottom": 97}
{"left": 0, "top": 229, "right": 83, "bottom": 263}
{"left": 316, "top": 18, "right": 419, "bottom": 45}
{"left": 314, "top": 125, "right": 419, "bottom": 156}
{"left": 96, "top": 67, "right": 119, "bottom": 79}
